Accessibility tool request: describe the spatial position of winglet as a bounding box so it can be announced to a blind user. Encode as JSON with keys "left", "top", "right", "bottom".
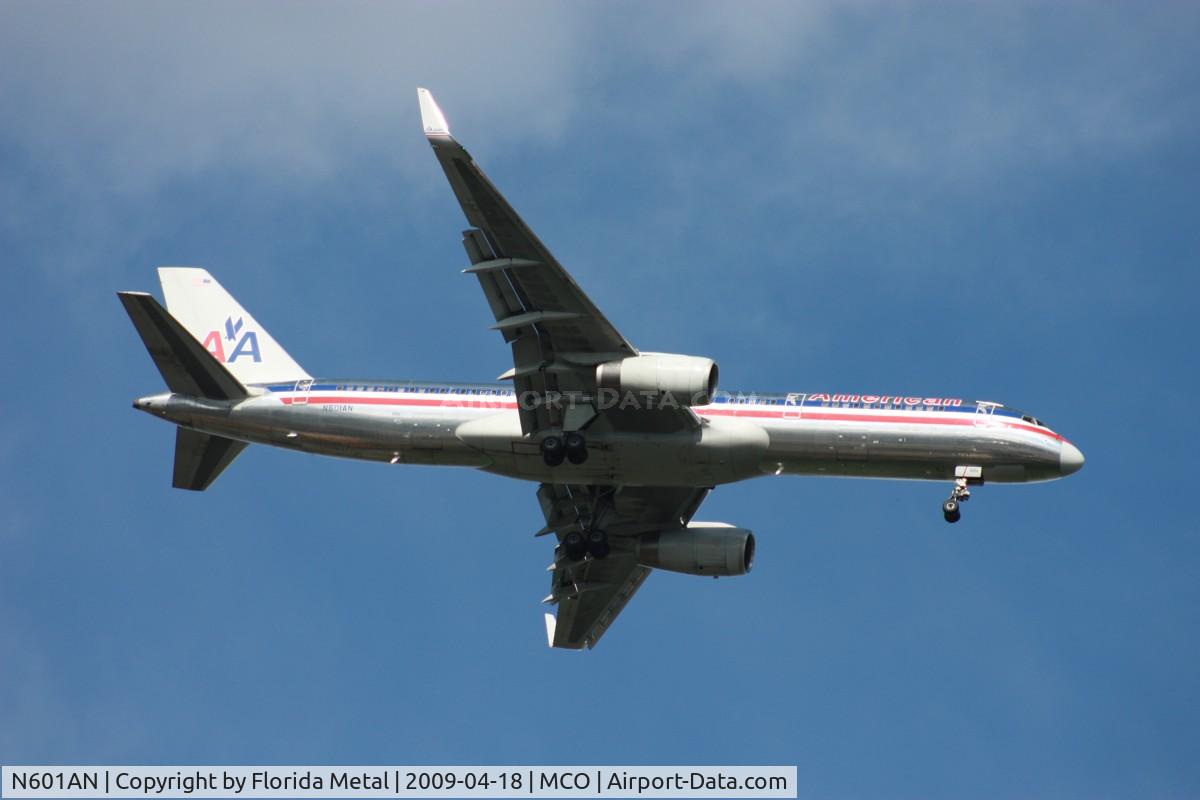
{"left": 417, "top": 87, "right": 451, "bottom": 139}
{"left": 543, "top": 613, "right": 557, "bottom": 648}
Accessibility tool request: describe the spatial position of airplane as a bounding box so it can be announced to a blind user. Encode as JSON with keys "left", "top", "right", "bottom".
{"left": 118, "top": 88, "right": 1085, "bottom": 649}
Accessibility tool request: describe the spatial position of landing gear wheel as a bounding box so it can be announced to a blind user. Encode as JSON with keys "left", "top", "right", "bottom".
{"left": 562, "top": 530, "right": 587, "bottom": 561}
{"left": 564, "top": 432, "right": 588, "bottom": 465}
{"left": 586, "top": 529, "right": 610, "bottom": 559}
{"left": 541, "top": 435, "right": 565, "bottom": 467}
{"left": 941, "top": 475, "right": 973, "bottom": 523}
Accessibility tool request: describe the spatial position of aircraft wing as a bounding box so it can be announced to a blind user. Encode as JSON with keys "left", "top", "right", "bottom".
{"left": 537, "top": 483, "right": 711, "bottom": 649}
{"left": 418, "top": 88, "right": 697, "bottom": 436}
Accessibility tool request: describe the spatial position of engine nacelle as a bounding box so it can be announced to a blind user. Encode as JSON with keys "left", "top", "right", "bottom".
{"left": 596, "top": 353, "right": 719, "bottom": 407}
{"left": 637, "top": 522, "right": 755, "bottom": 577}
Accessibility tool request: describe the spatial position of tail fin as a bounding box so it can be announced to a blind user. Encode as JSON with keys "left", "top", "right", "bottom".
{"left": 157, "top": 267, "right": 310, "bottom": 386}
{"left": 118, "top": 291, "right": 247, "bottom": 400}
{"left": 119, "top": 291, "right": 250, "bottom": 491}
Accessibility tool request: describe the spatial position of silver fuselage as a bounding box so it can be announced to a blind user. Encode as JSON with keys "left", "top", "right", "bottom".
{"left": 134, "top": 380, "right": 1081, "bottom": 487}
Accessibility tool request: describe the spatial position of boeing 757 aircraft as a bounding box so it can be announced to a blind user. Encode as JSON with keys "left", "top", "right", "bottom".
{"left": 119, "top": 88, "right": 1084, "bottom": 649}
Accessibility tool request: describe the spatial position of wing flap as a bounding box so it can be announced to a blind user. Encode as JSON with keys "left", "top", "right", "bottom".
{"left": 433, "top": 154, "right": 631, "bottom": 353}
{"left": 551, "top": 557, "right": 652, "bottom": 649}
{"left": 419, "top": 88, "right": 644, "bottom": 437}
{"left": 419, "top": 88, "right": 704, "bottom": 438}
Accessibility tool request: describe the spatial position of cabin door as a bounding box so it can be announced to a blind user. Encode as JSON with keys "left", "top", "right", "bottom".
{"left": 293, "top": 378, "right": 313, "bottom": 405}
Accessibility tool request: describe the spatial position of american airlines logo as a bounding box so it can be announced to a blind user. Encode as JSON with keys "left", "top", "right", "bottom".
{"left": 201, "top": 316, "right": 261, "bottom": 363}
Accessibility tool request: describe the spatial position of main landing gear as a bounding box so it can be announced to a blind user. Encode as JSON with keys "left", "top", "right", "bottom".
{"left": 562, "top": 527, "right": 609, "bottom": 561}
{"left": 942, "top": 478, "right": 970, "bottom": 524}
{"left": 540, "top": 432, "right": 589, "bottom": 467}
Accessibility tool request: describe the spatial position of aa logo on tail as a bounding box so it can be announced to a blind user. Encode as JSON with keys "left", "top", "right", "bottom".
{"left": 202, "top": 316, "right": 261, "bottom": 363}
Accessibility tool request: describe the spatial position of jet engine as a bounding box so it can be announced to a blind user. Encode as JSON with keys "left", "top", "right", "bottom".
{"left": 637, "top": 522, "right": 755, "bottom": 576}
{"left": 596, "top": 353, "right": 718, "bottom": 407}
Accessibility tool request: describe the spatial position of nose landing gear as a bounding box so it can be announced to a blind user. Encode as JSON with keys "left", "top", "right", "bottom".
{"left": 942, "top": 497, "right": 963, "bottom": 523}
{"left": 942, "top": 470, "right": 980, "bottom": 523}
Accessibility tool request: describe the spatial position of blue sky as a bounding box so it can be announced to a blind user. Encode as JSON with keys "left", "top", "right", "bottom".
{"left": 2, "top": 2, "right": 1198, "bottom": 797}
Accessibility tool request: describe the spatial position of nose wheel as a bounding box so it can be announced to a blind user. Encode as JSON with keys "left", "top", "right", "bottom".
{"left": 942, "top": 477, "right": 971, "bottom": 523}
{"left": 541, "top": 432, "right": 589, "bottom": 466}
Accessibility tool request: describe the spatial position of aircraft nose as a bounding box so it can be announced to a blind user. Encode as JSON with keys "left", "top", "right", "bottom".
{"left": 1060, "top": 441, "right": 1085, "bottom": 476}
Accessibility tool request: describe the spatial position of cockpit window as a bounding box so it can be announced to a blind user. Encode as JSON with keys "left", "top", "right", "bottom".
{"left": 1021, "top": 414, "right": 1046, "bottom": 428}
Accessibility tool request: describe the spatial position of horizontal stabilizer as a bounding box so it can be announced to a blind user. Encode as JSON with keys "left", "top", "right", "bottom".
{"left": 118, "top": 292, "right": 248, "bottom": 401}
{"left": 173, "top": 427, "right": 247, "bottom": 491}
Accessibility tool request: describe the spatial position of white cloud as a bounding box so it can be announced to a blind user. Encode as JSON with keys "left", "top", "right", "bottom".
{"left": 0, "top": 2, "right": 586, "bottom": 188}
{"left": 6, "top": 2, "right": 1190, "bottom": 194}
{"left": 1, "top": 1, "right": 1194, "bottom": 295}
{"left": 0, "top": 1, "right": 593, "bottom": 291}
{"left": 610, "top": 2, "right": 1193, "bottom": 180}
{"left": 2, "top": 2, "right": 592, "bottom": 191}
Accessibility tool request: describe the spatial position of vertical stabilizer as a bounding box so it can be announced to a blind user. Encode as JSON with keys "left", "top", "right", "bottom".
{"left": 158, "top": 267, "right": 310, "bottom": 386}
